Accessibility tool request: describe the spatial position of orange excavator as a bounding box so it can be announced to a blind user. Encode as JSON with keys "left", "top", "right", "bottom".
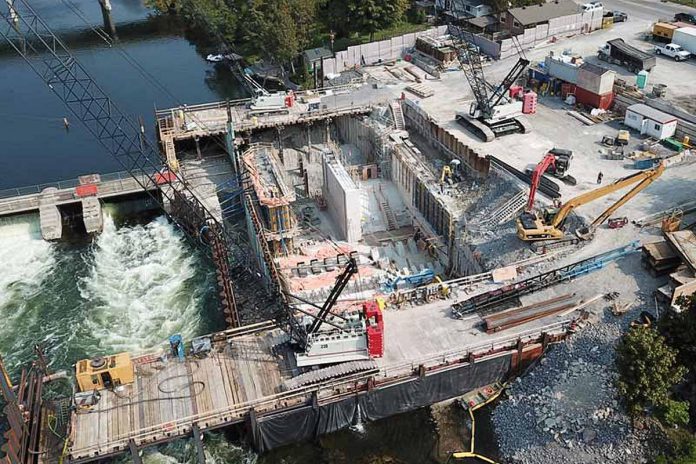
{"left": 526, "top": 149, "right": 573, "bottom": 211}
{"left": 518, "top": 162, "right": 665, "bottom": 241}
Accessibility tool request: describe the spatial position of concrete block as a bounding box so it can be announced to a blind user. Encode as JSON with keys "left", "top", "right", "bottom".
{"left": 38, "top": 188, "right": 62, "bottom": 241}
{"left": 81, "top": 196, "right": 103, "bottom": 234}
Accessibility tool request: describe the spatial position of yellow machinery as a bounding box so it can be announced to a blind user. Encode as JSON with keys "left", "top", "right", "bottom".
{"left": 76, "top": 353, "right": 135, "bottom": 392}
{"left": 517, "top": 162, "right": 665, "bottom": 241}
{"left": 662, "top": 208, "right": 683, "bottom": 233}
{"left": 440, "top": 165, "right": 452, "bottom": 184}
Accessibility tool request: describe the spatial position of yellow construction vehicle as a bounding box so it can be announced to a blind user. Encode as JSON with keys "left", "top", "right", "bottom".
{"left": 440, "top": 165, "right": 452, "bottom": 184}
{"left": 517, "top": 162, "right": 665, "bottom": 241}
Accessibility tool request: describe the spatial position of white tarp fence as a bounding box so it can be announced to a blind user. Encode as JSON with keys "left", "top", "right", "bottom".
{"left": 323, "top": 25, "right": 448, "bottom": 75}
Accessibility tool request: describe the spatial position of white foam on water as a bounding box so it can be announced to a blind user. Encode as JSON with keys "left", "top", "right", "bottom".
{"left": 0, "top": 214, "right": 55, "bottom": 311}
{"left": 79, "top": 215, "right": 204, "bottom": 354}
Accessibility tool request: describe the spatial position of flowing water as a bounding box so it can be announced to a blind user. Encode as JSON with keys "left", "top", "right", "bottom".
{"left": 0, "top": 0, "right": 501, "bottom": 461}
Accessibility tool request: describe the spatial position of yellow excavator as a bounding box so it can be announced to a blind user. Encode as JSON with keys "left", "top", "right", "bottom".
{"left": 517, "top": 162, "right": 665, "bottom": 241}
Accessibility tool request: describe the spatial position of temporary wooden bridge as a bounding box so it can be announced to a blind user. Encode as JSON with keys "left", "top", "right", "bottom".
{"left": 3, "top": 306, "right": 578, "bottom": 464}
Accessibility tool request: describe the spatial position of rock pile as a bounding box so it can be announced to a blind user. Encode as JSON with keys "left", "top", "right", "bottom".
{"left": 492, "top": 305, "right": 654, "bottom": 464}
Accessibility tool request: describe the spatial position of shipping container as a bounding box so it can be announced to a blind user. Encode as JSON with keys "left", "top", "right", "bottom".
{"left": 544, "top": 54, "right": 583, "bottom": 84}
{"left": 575, "top": 87, "right": 614, "bottom": 110}
{"left": 673, "top": 27, "right": 696, "bottom": 54}
{"left": 652, "top": 22, "right": 678, "bottom": 42}
{"left": 561, "top": 83, "right": 577, "bottom": 98}
{"left": 577, "top": 63, "right": 615, "bottom": 95}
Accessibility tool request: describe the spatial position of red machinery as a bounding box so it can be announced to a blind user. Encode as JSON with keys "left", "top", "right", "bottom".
{"left": 526, "top": 149, "right": 573, "bottom": 210}
{"left": 364, "top": 301, "right": 384, "bottom": 358}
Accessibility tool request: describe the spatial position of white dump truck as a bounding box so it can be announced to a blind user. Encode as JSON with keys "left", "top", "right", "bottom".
{"left": 654, "top": 43, "right": 692, "bottom": 61}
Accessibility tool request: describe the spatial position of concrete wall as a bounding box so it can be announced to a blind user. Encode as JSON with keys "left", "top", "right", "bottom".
{"left": 323, "top": 155, "right": 362, "bottom": 242}
{"left": 401, "top": 99, "right": 490, "bottom": 176}
{"left": 323, "top": 26, "right": 449, "bottom": 75}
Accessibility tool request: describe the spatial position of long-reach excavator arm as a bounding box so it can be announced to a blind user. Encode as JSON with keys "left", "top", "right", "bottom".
{"left": 527, "top": 154, "right": 557, "bottom": 211}
{"left": 517, "top": 163, "right": 664, "bottom": 241}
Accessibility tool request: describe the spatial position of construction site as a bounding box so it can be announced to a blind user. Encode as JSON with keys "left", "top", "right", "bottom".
{"left": 2, "top": 0, "right": 696, "bottom": 463}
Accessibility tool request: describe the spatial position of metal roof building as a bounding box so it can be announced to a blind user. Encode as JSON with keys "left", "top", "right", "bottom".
{"left": 508, "top": 0, "right": 579, "bottom": 27}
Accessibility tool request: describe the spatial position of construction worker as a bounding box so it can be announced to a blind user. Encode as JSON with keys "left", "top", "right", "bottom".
{"left": 597, "top": 171, "right": 604, "bottom": 184}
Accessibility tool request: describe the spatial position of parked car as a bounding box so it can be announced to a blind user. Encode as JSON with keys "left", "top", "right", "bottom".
{"left": 674, "top": 12, "right": 696, "bottom": 24}
{"left": 655, "top": 43, "right": 691, "bottom": 61}
{"left": 608, "top": 10, "right": 628, "bottom": 22}
{"left": 582, "top": 1, "right": 603, "bottom": 12}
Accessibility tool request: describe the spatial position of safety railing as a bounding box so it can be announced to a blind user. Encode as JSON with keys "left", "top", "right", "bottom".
{"left": 68, "top": 319, "right": 574, "bottom": 459}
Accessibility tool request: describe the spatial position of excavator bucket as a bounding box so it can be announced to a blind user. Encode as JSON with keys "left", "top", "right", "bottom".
{"left": 575, "top": 226, "right": 594, "bottom": 240}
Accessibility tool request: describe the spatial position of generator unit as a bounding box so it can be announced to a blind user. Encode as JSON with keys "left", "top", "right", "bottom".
{"left": 76, "top": 353, "right": 134, "bottom": 392}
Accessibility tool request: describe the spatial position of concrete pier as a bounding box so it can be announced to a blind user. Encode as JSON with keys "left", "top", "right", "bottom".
{"left": 81, "top": 196, "right": 103, "bottom": 234}
{"left": 38, "top": 187, "right": 62, "bottom": 240}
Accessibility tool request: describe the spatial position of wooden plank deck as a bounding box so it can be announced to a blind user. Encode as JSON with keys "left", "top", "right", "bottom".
{"left": 68, "top": 330, "right": 295, "bottom": 461}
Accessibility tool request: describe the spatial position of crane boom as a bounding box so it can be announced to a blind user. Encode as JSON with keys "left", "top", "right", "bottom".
{"left": 577, "top": 162, "right": 665, "bottom": 238}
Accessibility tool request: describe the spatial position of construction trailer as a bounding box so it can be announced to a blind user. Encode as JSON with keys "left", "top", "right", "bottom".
{"left": 623, "top": 104, "right": 677, "bottom": 140}
{"left": 672, "top": 27, "right": 696, "bottom": 54}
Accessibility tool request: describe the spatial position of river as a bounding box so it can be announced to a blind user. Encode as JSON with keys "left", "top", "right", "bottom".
{"left": 0, "top": 1, "right": 500, "bottom": 462}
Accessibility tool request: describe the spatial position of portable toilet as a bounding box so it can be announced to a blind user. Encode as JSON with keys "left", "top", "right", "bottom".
{"left": 636, "top": 70, "right": 649, "bottom": 90}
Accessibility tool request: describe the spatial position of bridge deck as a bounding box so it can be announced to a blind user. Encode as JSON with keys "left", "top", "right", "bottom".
{"left": 70, "top": 325, "right": 297, "bottom": 461}
{"left": 64, "top": 284, "right": 582, "bottom": 462}
{"left": 156, "top": 94, "right": 373, "bottom": 144}
{"left": 0, "top": 173, "right": 155, "bottom": 217}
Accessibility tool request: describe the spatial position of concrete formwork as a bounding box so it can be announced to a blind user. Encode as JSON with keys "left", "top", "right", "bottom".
{"left": 323, "top": 155, "right": 362, "bottom": 243}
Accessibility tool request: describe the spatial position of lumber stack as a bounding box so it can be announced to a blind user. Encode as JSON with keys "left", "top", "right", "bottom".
{"left": 642, "top": 240, "right": 681, "bottom": 276}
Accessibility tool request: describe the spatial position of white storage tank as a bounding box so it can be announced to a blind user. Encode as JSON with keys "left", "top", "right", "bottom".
{"left": 672, "top": 27, "right": 696, "bottom": 54}
{"left": 624, "top": 103, "right": 677, "bottom": 140}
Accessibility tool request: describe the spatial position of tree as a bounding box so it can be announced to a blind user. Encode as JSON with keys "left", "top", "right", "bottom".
{"left": 660, "top": 294, "right": 696, "bottom": 367}
{"left": 615, "top": 326, "right": 686, "bottom": 415}
{"left": 346, "top": 0, "right": 410, "bottom": 40}
{"left": 660, "top": 399, "right": 691, "bottom": 428}
{"left": 655, "top": 430, "right": 696, "bottom": 464}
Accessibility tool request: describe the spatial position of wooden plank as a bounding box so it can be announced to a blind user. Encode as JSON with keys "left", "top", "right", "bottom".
{"left": 216, "top": 351, "right": 236, "bottom": 408}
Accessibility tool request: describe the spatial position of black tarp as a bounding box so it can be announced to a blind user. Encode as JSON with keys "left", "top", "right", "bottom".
{"left": 316, "top": 396, "right": 357, "bottom": 436}
{"left": 251, "top": 353, "right": 512, "bottom": 452}
{"left": 358, "top": 354, "right": 512, "bottom": 422}
{"left": 253, "top": 405, "right": 318, "bottom": 452}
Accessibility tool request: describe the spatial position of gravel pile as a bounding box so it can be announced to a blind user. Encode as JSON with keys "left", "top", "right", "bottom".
{"left": 492, "top": 301, "right": 655, "bottom": 464}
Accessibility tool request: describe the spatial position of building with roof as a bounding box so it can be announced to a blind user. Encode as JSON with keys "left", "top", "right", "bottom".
{"left": 503, "top": 0, "right": 580, "bottom": 35}
{"left": 466, "top": 15, "right": 498, "bottom": 33}
{"left": 624, "top": 103, "right": 678, "bottom": 140}
{"left": 303, "top": 47, "right": 334, "bottom": 88}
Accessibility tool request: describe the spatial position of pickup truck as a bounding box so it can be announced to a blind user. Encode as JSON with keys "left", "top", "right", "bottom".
{"left": 655, "top": 43, "right": 691, "bottom": 61}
